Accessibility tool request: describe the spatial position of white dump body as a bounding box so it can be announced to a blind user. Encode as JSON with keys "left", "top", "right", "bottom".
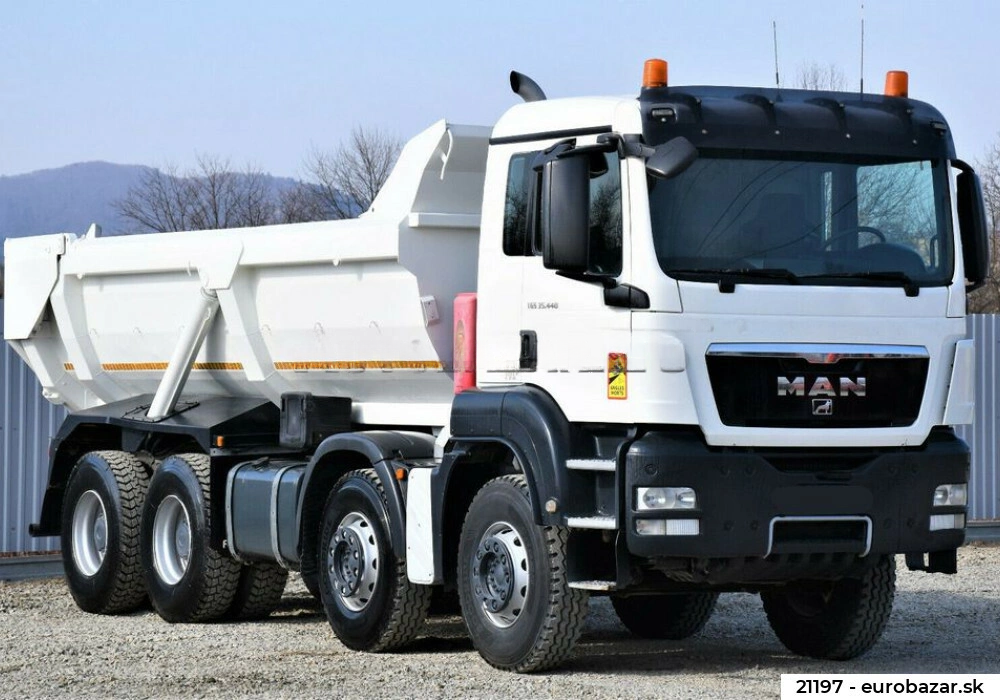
{"left": 3, "top": 121, "right": 490, "bottom": 427}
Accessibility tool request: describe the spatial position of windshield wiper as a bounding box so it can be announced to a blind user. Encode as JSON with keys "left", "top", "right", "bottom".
{"left": 799, "top": 271, "right": 920, "bottom": 297}
{"left": 666, "top": 267, "right": 801, "bottom": 293}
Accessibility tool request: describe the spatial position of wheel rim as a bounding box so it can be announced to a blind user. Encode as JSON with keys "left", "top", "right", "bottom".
{"left": 471, "top": 521, "right": 529, "bottom": 628}
{"left": 71, "top": 490, "right": 109, "bottom": 576}
{"left": 328, "top": 511, "right": 380, "bottom": 612}
{"left": 152, "top": 495, "right": 192, "bottom": 586}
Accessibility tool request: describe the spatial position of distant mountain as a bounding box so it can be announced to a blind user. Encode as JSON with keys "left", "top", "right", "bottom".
{"left": 0, "top": 162, "right": 302, "bottom": 263}
{"left": 0, "top": 162, "right": 146, "bottom": 242}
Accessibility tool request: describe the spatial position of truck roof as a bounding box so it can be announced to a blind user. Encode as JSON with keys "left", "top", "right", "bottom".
{"left": 491, "top": 96, "right": 638, "bottom": 143}
{"left": 491, "top": 84, "right": 955, "bottom": 160}
{"left": 640, "top": 84, "right": 956, "bottom": 159}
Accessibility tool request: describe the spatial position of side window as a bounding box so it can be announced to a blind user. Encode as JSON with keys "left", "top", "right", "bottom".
{"left": 502, "top": 148, "right": 623, "bottom": 275}
{"left": 856, "top": 160, "right": 938, "bottom": 264}
{"left": 588, "top": 152, "right": 622, "bottom": 275}
{"left": 503, "top": 152, "right": 536, "bottom": 256}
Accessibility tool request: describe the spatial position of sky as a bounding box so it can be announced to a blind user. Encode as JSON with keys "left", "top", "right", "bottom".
{"left": 1, "top": 0, "right": 998, "bottom": 180}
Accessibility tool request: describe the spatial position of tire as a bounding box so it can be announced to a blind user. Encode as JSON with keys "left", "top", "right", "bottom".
{"left": 228, "top": 563, "right": 288, "bottom": 620}
{"left": 140, "top": 453, "right": 241, "bottom": 623}
{"left": 761, "top": 555, "right": 896, "bottom": 660}
{"left": 611, "top": 592, "right": 719, "bottom": 640}
{"left": 318, "top": 469, "right": 430, "bottom": 651}
{"left": 457, "top": 475, "right": 589, "bottom": 672}
{"left": 60, "top": 451, "right": 150, "bottom": 614}
{"left": 301, "top": 570, "right": 322, "bottom": 600}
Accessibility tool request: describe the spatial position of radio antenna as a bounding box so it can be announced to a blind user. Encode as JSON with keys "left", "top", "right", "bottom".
{"left": 859, "top": 3, "right": 865, "bottom": 94}
{"left": 772, "top": 20, "right": 780, "bottom": 87}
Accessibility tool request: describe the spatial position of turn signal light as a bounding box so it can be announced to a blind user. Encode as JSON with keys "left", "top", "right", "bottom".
{"left": 643, "top": 59, "right": 668, "bottom": 89}
{"left": 884, "top": 70, "right": 908, "bottom": 98}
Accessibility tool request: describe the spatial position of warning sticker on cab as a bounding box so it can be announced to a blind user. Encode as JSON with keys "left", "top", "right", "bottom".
{"left": 607, "top": 353, "right": 627, "bottom": 400}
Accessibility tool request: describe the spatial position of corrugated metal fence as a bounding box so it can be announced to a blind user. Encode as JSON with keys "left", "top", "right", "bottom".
{"left": 1, "top": 299, "right": 64, "bottom": 553}
{"left": 1, "top": 306, "right": 999, "bottom": 554}
{"left": 957, "top": 314, "right": 1000, "bottom": 524}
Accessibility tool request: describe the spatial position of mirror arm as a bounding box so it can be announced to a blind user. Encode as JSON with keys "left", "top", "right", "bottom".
{"left": 555, "top": 271, "right": 651, "bottom": 309}
{"left": 952, "top": 158, "right": 974, "bottom": 174}
{"left": 556, "top": 270, "right": 617, "bottom": 288}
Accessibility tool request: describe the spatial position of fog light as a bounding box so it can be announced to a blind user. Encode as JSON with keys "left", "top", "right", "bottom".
{"left": 636, "top": 487, "right": 697, "bottom": 511}
{"left": 635, "top": 518, "right": 699, "bottom": 536}
{"left": 933, "top": 483, "right": 968, "bottom": 507}
{"left": 929, "top": 513, "right": 965, "bottom": 531}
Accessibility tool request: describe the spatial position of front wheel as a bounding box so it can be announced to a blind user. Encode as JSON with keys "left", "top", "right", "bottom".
{"left": 761, "top": 555, "right": 895, "bottom": 660}
{"left": 318, "top": 469, "right": 430, "bottom": 651}
{"left": 458, "top": 475, "right": 588, "bottom": 672}
{"left": 611, "top": 592, "right": 718, "bottom": 640}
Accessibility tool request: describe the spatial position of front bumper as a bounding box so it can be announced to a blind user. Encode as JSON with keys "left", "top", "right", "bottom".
{"left": 624, "top": 428, "right": 968, "bottom": 560}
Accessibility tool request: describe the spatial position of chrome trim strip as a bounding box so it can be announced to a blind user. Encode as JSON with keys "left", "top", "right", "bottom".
{"left": 566, "top": 516, "right": 617, "bottom": 530}
{"left": 566, "top": 459, "right": 616, "bottom": 472}
{"left": 270, "top": 464, "right": 299, "bottom": 570}
{"left": 569, "top": 580, "right": 618, "bottom": 591}
{"left": 707, "top": 343, "right": 929, "bottom": 363}
{"left": 765, "top": 515, "right": 873, "bottom": 558}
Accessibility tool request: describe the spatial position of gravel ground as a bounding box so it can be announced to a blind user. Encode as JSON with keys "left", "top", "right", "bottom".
{"left": 1, "top": 543, "right": 998, "bottom": 699}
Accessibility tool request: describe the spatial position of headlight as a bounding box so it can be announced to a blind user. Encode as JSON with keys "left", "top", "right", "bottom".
{"left": 933, "top": 483, "right": 968, "bottom": 507}
{"left": 636, "top": 487, "right": 697, "bottom": 511}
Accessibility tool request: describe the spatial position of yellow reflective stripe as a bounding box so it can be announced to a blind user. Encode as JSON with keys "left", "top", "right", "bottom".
{"left": 274, "top": 360, "right": 443, "bottom": 371}
{"left": 64, "top": 362, "right": 243, "bottom": 372}
{"left": 103, "top": 362, "right": 169, "bottom": 371}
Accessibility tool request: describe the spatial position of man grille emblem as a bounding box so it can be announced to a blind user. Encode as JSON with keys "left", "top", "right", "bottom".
{"left": 812, "top": 399, "right": 833, "bottom": 416}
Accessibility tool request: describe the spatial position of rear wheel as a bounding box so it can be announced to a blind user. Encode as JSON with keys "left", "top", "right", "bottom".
{"left": 458, "top": 475, "right": 588, "bottom": 672}
{"left": 141, "top": 453, "right": 241, "bottom": 622}
{"left": 318, "top": 469, "right": 430, "bottom": 651}
{"left": 761, "top": 555, "right": 895, "bottom": 660}
{"left": 611, "top": 592, "right": 719, "bottom": 640}
{"left": 228, "top": 563, "right": 288, "bottom": 620}
{"left": 61, "top": 451, "right": 149, "bottom": 614}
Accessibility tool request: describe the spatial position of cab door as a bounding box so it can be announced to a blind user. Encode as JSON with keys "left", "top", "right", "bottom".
{"left": 518, "top": 141, "right": 633, "bottom": 423}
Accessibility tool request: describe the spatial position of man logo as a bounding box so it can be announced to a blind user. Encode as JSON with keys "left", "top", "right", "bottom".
{"left": 812, "top": 398, "right": 834, "bottom": 416}
{"left": 777, "top": 376, "right": 866, "bottom": 397}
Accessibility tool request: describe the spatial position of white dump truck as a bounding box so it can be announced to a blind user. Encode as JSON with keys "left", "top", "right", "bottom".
{"left": 3, "top": 60, "right": 990, "bottom": 671}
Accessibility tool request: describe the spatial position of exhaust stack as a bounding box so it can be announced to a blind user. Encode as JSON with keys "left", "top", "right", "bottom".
{"left": 510, "top": 71, "right": 546, "bottom": 102}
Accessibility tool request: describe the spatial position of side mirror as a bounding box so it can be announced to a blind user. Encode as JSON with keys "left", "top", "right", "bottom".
{"left": 955, "top": 162, "right": 989, "bottom": 291}
{"left": 537, "top": 153, "right": 590, "bottom": 271}
{"left": 646, "top": 136, "right": 698, "bottom": 179}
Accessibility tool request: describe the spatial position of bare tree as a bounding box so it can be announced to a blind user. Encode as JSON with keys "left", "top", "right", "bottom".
{"left": 299, "top": 126, "right": 402, "bottom": 219}
{"left": 277, "top": 182, "right": 328, "bottom": 224}
{"left": 116, "top": 155, "right": 277, "bottom": 233}
{"left": 116, "top": 127, "right": 401, "bottom": 231}
{"left": 968, "top": 135, "right": 1000, "bottom": 313}
{"left": 796, "top": 62, "right": 846, "bottom": 91}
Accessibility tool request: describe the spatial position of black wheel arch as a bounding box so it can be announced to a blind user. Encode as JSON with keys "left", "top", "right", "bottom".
{"left": 448, "top": 385, "right": 579, "bottom": 527}
{"left": 295, "top": 431, "right": 436, "bottom": 586}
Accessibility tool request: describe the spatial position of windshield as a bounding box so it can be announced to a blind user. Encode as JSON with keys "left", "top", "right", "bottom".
{"left": 649, "top": 152, "right": 954, "bottom": 287}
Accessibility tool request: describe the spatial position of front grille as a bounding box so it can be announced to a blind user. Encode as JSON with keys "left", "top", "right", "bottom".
{"left": 706, "top": 354, "right": 928, "bottom": 428}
